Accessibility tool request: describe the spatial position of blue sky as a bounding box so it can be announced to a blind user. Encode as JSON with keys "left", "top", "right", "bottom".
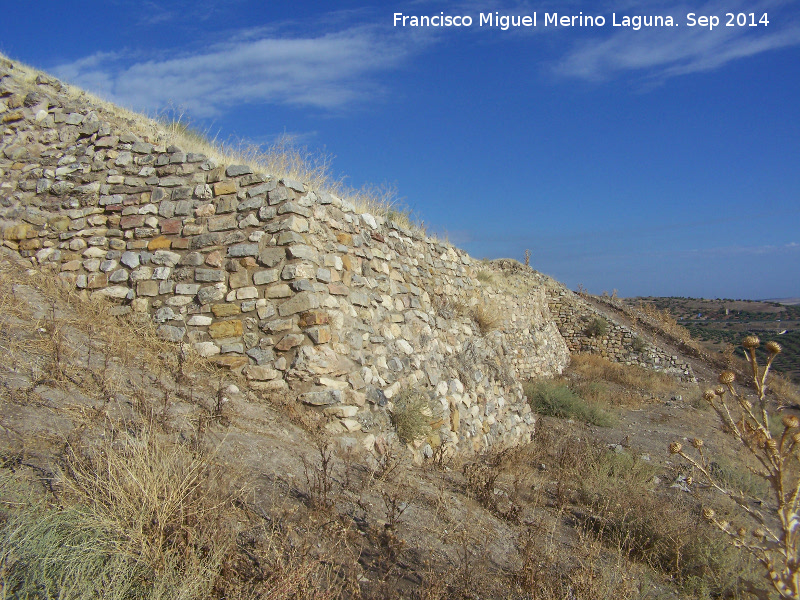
{"left": 3, "top": 0, "right": 799, "bottom": 299}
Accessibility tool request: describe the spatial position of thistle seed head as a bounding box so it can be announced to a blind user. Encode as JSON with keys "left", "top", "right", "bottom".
{"left": 753, "top": 528, "right": 767, "bottom": 539}
{"left": 703, "top": 389, "right": 716, "bottom": 402}
{"left": 702, "top": 507, "right": 715, "bottom": 520}
{"left": 669, "top": 441, "right": 682, "bottom": 454}
{"left": 742, "top": 335, "right": 760, "bottom": 349}
{"left": 783, "top": 415, "right": 800, "bottom": 430}
{"left": 737, "top": 527, "right": 747, "bottom": 538}
{"left": 719, "top": 371, "right": 736, "bottom": 385}
{"left": 714, "top": 385, "right": 726, "bottom": 396}
{"left": 691, "top": 438, "right": 704, "bottom": 449}
{"left": 792, "top": 432, "right": 800, "bottom": 444}
{"left": 766, "top": 341, "right": 782, "bottom": 355}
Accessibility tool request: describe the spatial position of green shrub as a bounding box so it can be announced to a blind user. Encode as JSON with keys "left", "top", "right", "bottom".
{"left": 631, "top": 336, "right": 647, "bottom": 353}
{"left": 524, "top": 380, "right": 614, "bottom": 427}
{"left": 585, "top": 317, "right": 609, "bottom": 338}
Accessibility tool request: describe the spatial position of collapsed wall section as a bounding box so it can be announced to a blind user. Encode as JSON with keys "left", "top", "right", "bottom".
{"left": 0, "top": 60, "right": 571, "bottom": 457}
{"left": 544, "top": 283, "right": 695, "bottom": 382}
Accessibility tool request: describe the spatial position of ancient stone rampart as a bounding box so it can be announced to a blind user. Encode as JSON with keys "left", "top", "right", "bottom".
{"left": 0, "top": 57, "right": 570, "bottom": 457}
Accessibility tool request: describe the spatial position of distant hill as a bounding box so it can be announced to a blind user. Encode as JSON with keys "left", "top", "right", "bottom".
{"left": 764, "top": 298, "right": 800, "bottom": 306}
{"left": 630, "top": 296, "right": 800, "bottom": 383}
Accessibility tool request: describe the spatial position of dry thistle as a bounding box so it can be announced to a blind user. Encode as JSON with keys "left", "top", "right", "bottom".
{"left": 670, "top": 336, "right": 800, "bottom": 599}
{"left": 768, "top": 341, "right": 783, "bottom": 355}
{"left": 742, "top": 335, "right": 761, "bottom": 350}
{"left": 781, "top": 415, "right": 800, "bottom": 429}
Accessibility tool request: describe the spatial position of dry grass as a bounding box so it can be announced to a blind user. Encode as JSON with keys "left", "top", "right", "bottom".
{"left": 470, "top": 301, "right": 502, "bottom": 335}
{"left": 635, "top": 301, "right": 704, "bottom": 353}
{"left": 391, "top": 387, "right": 441, "bottom": 443}
{"left": 0, "top": 419, "right": 347, "bottom": 600}
{"left": 568, "top": 353, "right": 676, "bottom": 400}
{"left": 0, "top": 255, "right": 351, "bottom": 599}
{"left": 505, "top": 424, "right": 763, "bottom": 599}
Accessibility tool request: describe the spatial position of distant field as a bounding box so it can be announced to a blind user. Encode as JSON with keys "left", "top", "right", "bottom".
{"left": 630, "top": 296, "right": 800, "bottom": 383}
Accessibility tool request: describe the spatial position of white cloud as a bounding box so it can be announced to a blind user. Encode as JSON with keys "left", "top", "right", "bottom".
{"left": 53, "top": 26, "right": 422, "bottom": 117}
{"left": 553, "top": 0, "right": 800, "bottom": 81}
{"left": 678, "top": 241, "right": 800, "bottom": 258}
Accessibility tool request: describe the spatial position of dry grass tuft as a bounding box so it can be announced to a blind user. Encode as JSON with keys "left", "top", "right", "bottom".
{"left": 391, "top": 387, "right": 441, "bottom": 443}
{"left": 470, "top": 301, "right": 502, "bottom": 335}
{"left": 568, "top": 353, "right": 676, "bottom": 401}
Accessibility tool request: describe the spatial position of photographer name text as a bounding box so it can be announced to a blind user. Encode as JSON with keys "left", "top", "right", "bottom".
{"left": 393, "top": 12, "right": 770, "bottom": 31}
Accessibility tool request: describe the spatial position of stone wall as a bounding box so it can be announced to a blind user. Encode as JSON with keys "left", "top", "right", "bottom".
{"left": 545, "top": 284, "right": 695, "bottom": 382}
{"left": 0, "top": 57, "right": 570, "bottom": 457}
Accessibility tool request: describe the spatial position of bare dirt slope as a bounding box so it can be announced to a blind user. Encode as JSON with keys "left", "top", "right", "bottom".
{"left": 2, "top": 250, "right": 795, "bottom": 599}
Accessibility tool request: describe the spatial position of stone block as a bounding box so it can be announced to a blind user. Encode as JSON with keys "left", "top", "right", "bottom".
{"left": 261, "top": 318, "right": 294, "bottom": 333}
{"left": 197, "top": 285, "right": 226, "bottom": 304}
{"left": 277, "top": 291, "right": 320, "bottom": 316}
{"left": 208, "top": 320, "right": 243, "bottom": 339}
{"left": 86, "top": 273, "right": 108, "bottom": 289}
{"left": 298, "top": 310, "right": 329, "bottom": 327}
{"left": 328, "top": 282, "right": 349, "bottom": 296}
{"left": 209, "top": 355, "right": 249, "bottom": 369}
{"left": 228, "top": 243, "right": 259, "bottom": 257}
{"left": 244, "top": 365, "right": 280, "bottom": 381}
{"left": 324, "top": 405, "right": 359, "bottom": 418}
{"left": 212, "top": 303, "right": 241, "bottom": 317}
{"left": 281, "top": 263, "right": 316, "bottom": 280}
{"left": 228, "top": 270, "right": 250, "bottom": 289}
{"left": 213, "top": 180, "right": 237, "bottom": 196}
{"left": 265, "top": 284, "right": 292, "bottom": 299}
{"left": 307, "top": 326, "right": 331, "bottom": 344}
{"left": 195, "top": 268, "right": 226, "bottom": 282}
{"left": 258, "top": 247, "right": 284, "bottom": 267}
{"left": 275, "top": 333, "right": 305, "bottom": 351}
{"left": 299, "top": 390, "right": 342, "bottom": 406}
{"left": 215, "top": 196, "right": 238, "bottom": 213}
{"left": 160, "top": 219, "right": 182, "bottom": 235}
{"left": 119, "top": 215, "right": 145, "bottom": 229}
{"left": 253, "top": 269, "right": 279, "bottom": 285}
{"left": 350, "top": 291, "right": 370, "bottom": 307}
{"left": 147, "top": 236, "right": 171, "bottom": 250}
{"left": 208, "top": 214, "right": 237, "bottom": 231}
{"left": 286, "top": 244, "right": 317, "bottom": 261}
{"left": 137, "top": 280, "right": 159, "bottom": 296}
{"left": 236, "top": 286, "right": 259, "bottom": 300}
{"left": 226, "top": 165, "right": 252, "bottom": 177}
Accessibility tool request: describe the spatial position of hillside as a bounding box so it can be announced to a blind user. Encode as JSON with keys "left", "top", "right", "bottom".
{"left": 2, "top": 54, "right": 800, "bottom": 600}
{"left": 635, "top": 296, "right": 800, "bottom": 383}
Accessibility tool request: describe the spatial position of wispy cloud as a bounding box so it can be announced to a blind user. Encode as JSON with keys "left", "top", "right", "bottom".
{"left": 53, "top": 25, "right": 425, "bottom": 117}
{"left": 677, "top": 241, "right": 800, "bottom": 258}
{"left": 553, "top": 0, "right": 800, "bottom": 81}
